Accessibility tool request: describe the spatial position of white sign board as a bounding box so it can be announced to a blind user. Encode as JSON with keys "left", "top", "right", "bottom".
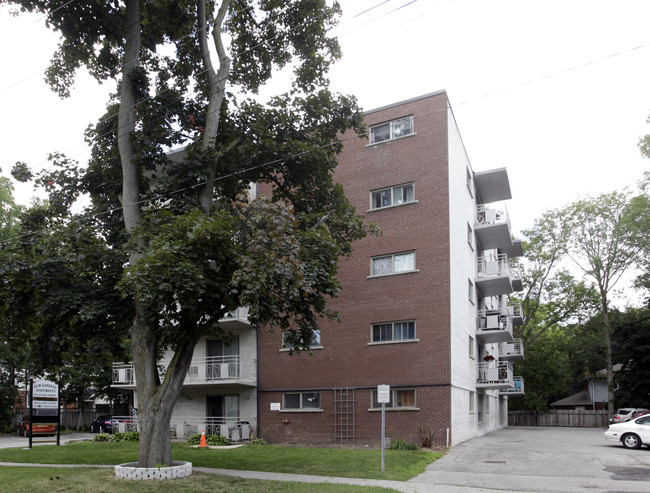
{"left": 270, "top": 402, "right": 281, "bottom": 411}
{"left": 33, "top": 400, "right": 58, "bottom": 409}
{"left": 33, "top": 380, "right": 58, "bottom": 398}
{"left": 377, "top": 384, "right": 390, "bottom": 403}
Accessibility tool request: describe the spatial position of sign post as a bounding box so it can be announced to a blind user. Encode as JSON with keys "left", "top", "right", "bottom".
{"left": 29, "top": 379, "right": 60, "bottom": 448}
{"left": 377, "top": 384, "right": 390, "bottom": 472}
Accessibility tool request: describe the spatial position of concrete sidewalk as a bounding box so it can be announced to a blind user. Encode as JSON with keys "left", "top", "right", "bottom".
{"left": 195, "top": 466, "right": 539, "bottom": 492}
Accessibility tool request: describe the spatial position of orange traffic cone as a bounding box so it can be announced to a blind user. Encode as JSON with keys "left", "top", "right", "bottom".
{"left": 200, "top": 429, "right": 207, "bottom": 448}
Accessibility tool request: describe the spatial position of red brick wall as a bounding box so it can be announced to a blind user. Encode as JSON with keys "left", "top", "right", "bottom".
{"left": 258, "top": 92, "right": 453, "bottom": 447}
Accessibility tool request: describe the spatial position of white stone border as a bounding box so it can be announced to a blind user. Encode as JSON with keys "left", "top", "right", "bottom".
{"left": 114, "top": 461, "right": 192, "bottom": 480}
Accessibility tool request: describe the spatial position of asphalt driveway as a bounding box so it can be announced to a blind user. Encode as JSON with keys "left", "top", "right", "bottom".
{"left": 410, "top": 426, "right": 650, "bottom": 492}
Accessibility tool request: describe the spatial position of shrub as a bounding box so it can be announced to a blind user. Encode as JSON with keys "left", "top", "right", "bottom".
{"left": 94, "top": 432, "right": 110, "bottom": 442}
{"left": 109, "top": 431, "right": 139, "bottom": 442}
{"left": 249, "top": 438, "right": 268, "bottom": 446}
{"left": 389, "top": 438, "right": 418, "bottom": 450}
{"left": 187, "top": 433, "right": 230, "bottom": 446}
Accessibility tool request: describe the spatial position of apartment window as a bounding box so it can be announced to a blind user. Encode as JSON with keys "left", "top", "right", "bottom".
{"left": 371, "top": 388, "right": 416, "bottom": 409}
{"left": 371, "top": 252, "right": 415, "bottom": 276}
{"left": 369, "top": 116, "right": 414, "bottom": 144}
{"left": 371, "top": 321, "right": 416, "bottom": 343}
{"left": 468, "top": 279, "right": 475, "bottom": 303}
{"left": 467, "top": 223, "right": 474, "bottom": 250}
{"left": 282, "top": 329, "right": 321, "bottom": 349}
{"left": 371, "top": 183, "right": 415, "bottom": 210}
{"left": 469, "top": 391, "right": 475, "bottom": 412}
{"left": 469, "top": 336, "right": 475, "bottom": 358}
{"left": 283, "top": 392, "right": 321, "bottom": 410}
{"left": 466, "top": 167, "right": 473, "bottom": 196}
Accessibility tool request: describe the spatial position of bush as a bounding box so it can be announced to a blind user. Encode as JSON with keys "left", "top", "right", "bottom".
{"left": 249, "top": 438, "right": 268, "bottom": 446}
{"left": 94, "top": 432, "right": 111, "bottom": 442}
{"left": 389, "top": 438, "right": 418, "bottom": 450}
{"left": 187, "top": 433, "right": 230, "bottom": 446}
{"left": 109, "top": 431, "right": 139, "bottom": 442}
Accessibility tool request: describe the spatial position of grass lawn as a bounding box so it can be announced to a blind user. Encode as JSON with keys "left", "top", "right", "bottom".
{"left": 0, "top": 466, "right": 399, "bottom": 493}
{"left": 0, "top": 441, "right": 442, "bottom": 482}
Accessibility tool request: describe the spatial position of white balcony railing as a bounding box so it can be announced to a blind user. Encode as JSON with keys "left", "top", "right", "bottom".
{"left": 476, "top": 204, "right": 510, "bottom": 229}
{"left": 476, "top": 308, "right": 514, "bottom": 343}
{"left": 112, "top": 356, "right": 254, "bottom": 387}
{"left": 500, "top": 376, "right": 525, "bottom": 395}
{"left": 501, "top": 300, "right": 524, "bottom": 325}
{"left": 499, "top": 339, "right": 524, "bottom": 361}
{"left": 477, "top": 253, "right": 512, "bottom": 279}
{"left": 178, "top": 416, "right": 254, "bottom": 441}
{"left": 477, "top": 361, "right": 513, "bottom": 389}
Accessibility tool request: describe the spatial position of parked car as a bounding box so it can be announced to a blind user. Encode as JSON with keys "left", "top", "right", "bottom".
{"left": 17, "top": 418, "right": 57, "bottom": 437}
{"left": 630, "top": 409, "right": 650, "bottom": 419}
{"left": 604, "top": 414, "right": 650, "bottom": 449}
{"left": 90, "top": 415, "right": 114, "bottom": 433}
{"left": 609, "top": 408, "right": 637, "bottom": 423}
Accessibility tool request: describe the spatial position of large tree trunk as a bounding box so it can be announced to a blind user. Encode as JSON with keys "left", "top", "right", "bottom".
{"left": 132, "top": 314, "right": 199, "bottom": 466}
{"left": 197, "top": 0, "right": 231, "bottom": 213}
{"left": 601, "top": 294, "right": 615, "bottom": 412}
{"left": 118, "top": 0, "right": 233, "bottom": 468}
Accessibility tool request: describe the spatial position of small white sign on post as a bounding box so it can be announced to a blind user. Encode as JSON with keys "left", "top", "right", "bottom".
{"left": 378, "top": 385, "right": 390, "bottom": 472}
{"left": 377, "top": 385, "right": 390, "bottom": 403}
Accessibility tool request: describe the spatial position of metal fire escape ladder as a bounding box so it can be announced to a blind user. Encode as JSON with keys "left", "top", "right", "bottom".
{"left": 333, "top": 387, "right": 356, "bottom": 444}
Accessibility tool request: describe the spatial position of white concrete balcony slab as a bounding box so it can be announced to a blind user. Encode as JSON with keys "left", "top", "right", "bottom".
{"left": 499, "top": 339, "right": 525, "bottom": 361}
{"left": 477, "top": 361, "right": 514, "bottom": 390}
{"left": 475, "top": 205, "right": 513, "bottom": 251}
{"left": 219, "top": 307, "right": 252, "bottom": 330}
{"left": 476, "top": 308, "right": 514, "bottom": 344}
{"left": 476, "top": 254, "right": 516, "bottom": 297}
{"left": 500, "top": 376, "right": 525, "bottom": 395}
{"left": 112, "top": 355, "right": 256, "bottom": 390}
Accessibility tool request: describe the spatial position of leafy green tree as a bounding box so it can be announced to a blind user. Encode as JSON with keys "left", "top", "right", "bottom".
{"left": 554, "top": 191, "right": 644, "bottom": 411}
{"left": 4, "top": 0, "right": 369, "bottom": 467}
{"left": 509, "top": 326, "right": 573, "bottom": 412}
{"left": 515, "top": 210, "right": 599, "bottom": 348}
{"left": 611, "top": 307, "right": 650, "bottom": 407}
{"left": 0, "top": 170, "right": 22, "bottom": 432}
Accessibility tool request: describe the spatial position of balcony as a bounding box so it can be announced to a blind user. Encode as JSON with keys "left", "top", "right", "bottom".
{"left": 474, "top": 168, "right": 512, "bottom": 204}
{"left": 475, "top": 205, "right": 513, "bottom": 251}
{"left": 477, "top": 361, "right": 513, "bottom": 390}
{"left": 218, "top": 307, "right": 252, "bottom": 330}
{"left": 502, "top": 300, "right": 524, "bottom": 326}
{"left": 176, "top": 417, "right": 254, "bottom": 441}
{"left": 477, "top": 308, "right": 514, "bottom": 343}
{"left": 499, "top": 339, "right": 525, "bottom": 361}
{"left": 476, "top": 254, "right": 520, "bottom": 297}
{"left": 500, "top": 376, "right": 525, "bottom": 396}
{"left": 112, "top": 355, "right": 256, "bottom": 390}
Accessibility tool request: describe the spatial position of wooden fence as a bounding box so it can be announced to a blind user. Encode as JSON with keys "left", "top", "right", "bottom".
{"left": 13, "top": 408, "right": 126, "bottom": 431}
{"left": 509, "top": 410, "right": 609, "bottom": 428}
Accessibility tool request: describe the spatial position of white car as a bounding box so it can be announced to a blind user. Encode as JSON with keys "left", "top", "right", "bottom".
{"left": 604, "top": 414, "right": 650, "bottom": 449}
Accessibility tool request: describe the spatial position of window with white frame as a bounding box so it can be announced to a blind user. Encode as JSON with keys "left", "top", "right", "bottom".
{"left": 369, "top": 116, "right": 414, "bottom": 144}
{"left": 371, "top": 320, "right": 416, "bottom": 343}
{"left": 467, "top": 223, "right": 474, "bottom": 250}
{"left": 282, "top": 329, "right": 321, "bottom": 350}
{"left": 468, "top": 279, "right": 475, "bottom": 303}
{"left": 371, "top": 388, "right": 416, "bottom": 409}
{"left": 469, "top": 391, "right": 475, "bottom": 412}
{"left": 283, "top": 392, "right": 321, "bottom": 410}
{"left": 469, "top": 335, "right": 475, "bottom": 358}
{"left": 370, "top": 183, "right": 415, "bottom": 210}
{"left": 371, "top": 252, "right": 415, "bottom": 276}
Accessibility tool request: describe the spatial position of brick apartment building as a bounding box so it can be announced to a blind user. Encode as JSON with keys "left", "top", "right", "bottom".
{"left": 112, "top": 90, "right": 524, "bottom": 447}
{"left": 257, "top": 90, "right": 524, "bottom": 447}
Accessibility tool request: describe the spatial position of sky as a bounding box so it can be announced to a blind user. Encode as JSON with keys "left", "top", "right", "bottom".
{"left": 1, "top": 0, "right": 650, "bottom": 239}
